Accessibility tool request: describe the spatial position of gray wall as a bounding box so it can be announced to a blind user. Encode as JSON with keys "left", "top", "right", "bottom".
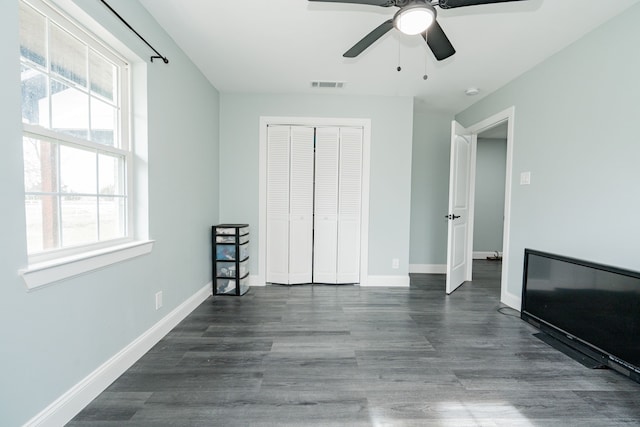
{"left": 409, "top": 110, "right": 452, "bottom": 266}
{"left": 219, "top": 93, "right": 414, "bottom": 277}
{"left": 457, "top": 3, "right": 640, "bottom": 302}
{"left": 0, "top": 0, "right": 220, "bottom": 424}
{"left": 473, "top": 138, "right": 506, "bottom": 253}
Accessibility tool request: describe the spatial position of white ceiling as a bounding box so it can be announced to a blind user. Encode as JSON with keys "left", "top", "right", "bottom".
{"left": 138, "top": 0, "right": 639, "bottom": 114}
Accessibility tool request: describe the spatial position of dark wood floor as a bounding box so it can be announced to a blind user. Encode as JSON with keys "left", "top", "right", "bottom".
{"left": 69, "top": 261, "right": 640, "bottom": 426}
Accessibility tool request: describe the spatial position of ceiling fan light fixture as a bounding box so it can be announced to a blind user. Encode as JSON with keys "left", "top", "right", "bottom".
{"left": 395, "top": 3, "right": 436, "bottom": 36}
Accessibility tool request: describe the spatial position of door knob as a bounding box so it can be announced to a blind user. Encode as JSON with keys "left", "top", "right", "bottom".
{"left": 445, "top": 214, "right": 461, "bottom": 220}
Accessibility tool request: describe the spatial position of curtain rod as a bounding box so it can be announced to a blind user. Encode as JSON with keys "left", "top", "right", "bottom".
{"left": 99, "top": 0, "right": 169, "bottom": 64}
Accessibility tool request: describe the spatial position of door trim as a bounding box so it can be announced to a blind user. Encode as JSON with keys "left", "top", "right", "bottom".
{"left": 258, "top": 117, "right": 371, "bottom": 286}
{"left": 466, "top": 106, "right": 516, "bottom": 308}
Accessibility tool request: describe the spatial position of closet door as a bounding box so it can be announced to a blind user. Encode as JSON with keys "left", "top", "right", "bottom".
{"left": 265, "top": 126, "right": 291, "bottom": 284}
{"left": 266, "top": 124, "right": 363, "bottom": 285}
{"left": 313, "top": 127, "right": 340, "bottom": 284}
{"left": 288, "top": 126, "right": 314, "bottom": 284}
{"left": 337, "top": 127, "right": 363, "bottom": 283}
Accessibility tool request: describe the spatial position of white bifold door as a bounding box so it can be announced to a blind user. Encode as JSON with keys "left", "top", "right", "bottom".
{"left": 266, "top": 125, "right": 363, "bottom": 285}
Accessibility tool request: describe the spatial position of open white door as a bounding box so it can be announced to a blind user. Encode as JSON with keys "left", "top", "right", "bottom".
{"left": 446, "top": 121, "right": 472, "bottom": 294}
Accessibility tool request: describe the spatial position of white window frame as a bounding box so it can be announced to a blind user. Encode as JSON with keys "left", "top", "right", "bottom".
{"left": 18, "top": 0, "right": 152, "bottom": 290}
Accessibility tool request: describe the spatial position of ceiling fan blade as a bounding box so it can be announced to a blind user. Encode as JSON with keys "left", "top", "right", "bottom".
{"left": 422, "top": 20, "right": 456, "bottom": 61}
{"left": 343, "top": 19, "right": 394, "bottom": 58}
{"left": 438, "top": 0, "right": 526, "bottom": 9}
{"left": 308, "top": 0, "right": 394, "bottom": 6}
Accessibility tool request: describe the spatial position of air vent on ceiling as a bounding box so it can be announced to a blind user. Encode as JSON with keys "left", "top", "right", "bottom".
{"left": 311, "top": 81, "right": 345, "bottom": 89}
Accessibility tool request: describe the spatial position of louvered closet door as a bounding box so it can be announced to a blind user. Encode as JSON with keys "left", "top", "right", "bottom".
{"left": 337, "top": 127, "right": 363, "bottom": 283}
{"left": 288, "top": 126, "right": 314, "bottom": 284}
{"left": 266, "top": 126, "right": 291, "bottom": 284}
{"left": 313, "top": 127, "right": 340, "bottom": 284}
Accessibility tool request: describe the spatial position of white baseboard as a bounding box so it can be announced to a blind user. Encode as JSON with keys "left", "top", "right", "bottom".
{"left": 409, "top": 264, "right": 446, "bottom": 274}
{"left": 501, "top": 291, "right": 521, "bottom": 311}
{"left": 24, "top": 282, "right": 212, "bottom": 427}
{"left": 364, "top": 275, "right": 410, "bottom": 287}
{"left": 248, "top": 274, "right": 265, "bottom": 286}
{"left": 473, "top": 251, "right": 502, "bottom": 259}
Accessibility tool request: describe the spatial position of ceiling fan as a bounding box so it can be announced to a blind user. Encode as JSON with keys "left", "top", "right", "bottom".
{"left": 308, "top": 0, "right": 527, "bottom": 60}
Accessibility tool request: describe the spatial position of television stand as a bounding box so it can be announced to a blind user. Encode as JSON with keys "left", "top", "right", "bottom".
{"left": 533, "top": 332, "right": 607, "bottom": 369}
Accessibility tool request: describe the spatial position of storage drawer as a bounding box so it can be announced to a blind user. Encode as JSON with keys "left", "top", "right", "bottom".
{"left": 215, "top": 243, "right": 249, "bottom": 261}
{"left": 216, "top": 245, "right": 236, "bottom": 260}
{"left": 217, "top": 225, "right": 249, "bottom": 236}
{"left": 216, "top": 228, "right": 235, "bottom": 235}
{"left": 216, "top": 275, "right": 249, "bottom": 295}
{"left": 216, "top": 259, "right": 248, "bottom": 278}
{"left": 216, "top": 235, "right": 235, "bottom": 243}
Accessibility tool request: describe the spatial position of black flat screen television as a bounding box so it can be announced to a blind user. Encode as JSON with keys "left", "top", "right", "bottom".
{"left": 521, "top": 249, "right": 640, "bottom": 382}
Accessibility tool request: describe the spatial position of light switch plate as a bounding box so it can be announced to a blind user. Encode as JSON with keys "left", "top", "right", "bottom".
{"left": 155, "top": 291, "right": 163, "bottom": 310}
{"left": 520, "top": 171, "right": 531, "bottom": 185}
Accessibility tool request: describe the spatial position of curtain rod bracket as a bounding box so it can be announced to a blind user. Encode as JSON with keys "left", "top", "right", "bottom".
{"left": 151, "top": 55, "right": 169, "bottom": 64}
{"left": 99, "top": 0, "right": 169, "bottom": 64}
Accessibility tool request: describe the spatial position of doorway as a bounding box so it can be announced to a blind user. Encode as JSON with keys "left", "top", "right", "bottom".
{"left": 473, "top": 124, "right": 507, "bottom": 261}
{"left": 471, "top": 123, "right": 507, "bottom": 300}
{"left": 446, "top": 107, "right": 516, "bottom": 308}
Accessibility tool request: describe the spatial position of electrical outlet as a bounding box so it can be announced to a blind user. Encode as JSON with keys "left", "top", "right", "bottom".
{"left": 155, "top": 291, "right": 163, "bottom": 310}
{"left": 392, "top": 258, "right": 400, "bottom": 269}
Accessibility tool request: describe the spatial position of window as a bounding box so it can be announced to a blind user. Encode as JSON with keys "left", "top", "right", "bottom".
{"left": 19, "top": 0, "right": 131, "bottom": 262}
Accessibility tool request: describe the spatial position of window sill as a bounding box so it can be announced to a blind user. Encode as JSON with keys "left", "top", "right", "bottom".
{"left": 19, "top": 240, "right": 154, "bottom": 291}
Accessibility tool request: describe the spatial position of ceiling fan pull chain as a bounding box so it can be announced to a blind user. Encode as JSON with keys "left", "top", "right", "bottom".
{"left": 423, "top": 52, "right": 429, "bottom": 80}
{"left": 397, "top": 40, "right": 402, "bottom": 72}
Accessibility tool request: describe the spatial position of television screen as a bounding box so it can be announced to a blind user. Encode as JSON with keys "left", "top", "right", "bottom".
{"left": 522, "top": 249, "right": 640, "bottom": 373}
